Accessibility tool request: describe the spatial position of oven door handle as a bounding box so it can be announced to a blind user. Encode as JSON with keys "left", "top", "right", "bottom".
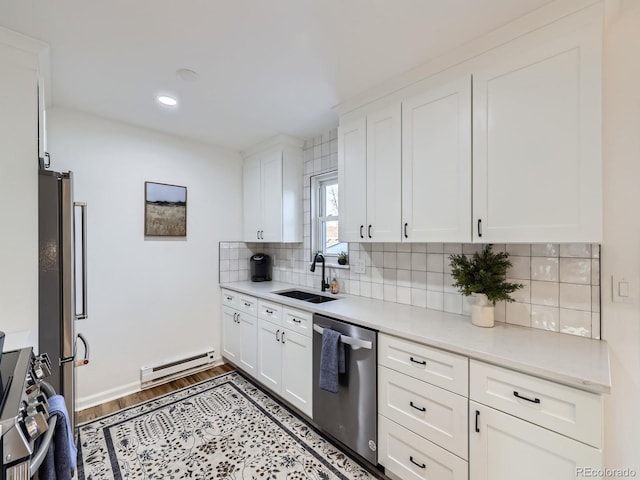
{"left": 313, "top": 324, "right": 373, "bottom": 350}
{"left": 30, "top": 415, "right": 58, "bottom": 476}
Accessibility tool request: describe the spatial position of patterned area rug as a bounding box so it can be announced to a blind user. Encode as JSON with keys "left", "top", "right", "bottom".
{"left": 77, "top": 372, "right": 378, "bottom": 479}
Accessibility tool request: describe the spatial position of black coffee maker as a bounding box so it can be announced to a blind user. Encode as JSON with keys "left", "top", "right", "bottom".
{"left": 250, "top": 254, "right": 272, "bottom": 282}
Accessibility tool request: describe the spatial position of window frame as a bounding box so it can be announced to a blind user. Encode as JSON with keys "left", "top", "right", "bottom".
{"left": 310, "top": 171, "right": 347, "bottom": 262}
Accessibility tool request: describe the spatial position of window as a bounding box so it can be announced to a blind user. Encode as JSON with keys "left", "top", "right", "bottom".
{"left": 311, "top": 171, "right": 347, "bottom": 260}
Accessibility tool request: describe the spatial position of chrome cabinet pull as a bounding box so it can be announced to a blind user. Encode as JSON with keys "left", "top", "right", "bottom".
{"left": 410, "top": 356, "right": 427, "bottom": 365}
{"left": 409, "top": 456, "right": 426, "bottom": 469}
{"left": 410, "top": 401, "right": 426, "bottom": 412}
{"left": 513, "top": 391, "right": 541, "bottom": 404}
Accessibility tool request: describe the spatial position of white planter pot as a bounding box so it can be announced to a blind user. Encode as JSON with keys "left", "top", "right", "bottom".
{"left": 471, "top": 293, "right": 495, "bottom": 328}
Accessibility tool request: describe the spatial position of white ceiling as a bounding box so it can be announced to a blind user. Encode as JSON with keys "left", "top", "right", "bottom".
{"left": 0, "top": 0, "right": 553, "bottom": 151}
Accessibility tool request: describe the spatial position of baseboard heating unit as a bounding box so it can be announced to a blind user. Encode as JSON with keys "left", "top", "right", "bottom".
{"left": 140, "top": 349, "right": 216, "bottom": 389}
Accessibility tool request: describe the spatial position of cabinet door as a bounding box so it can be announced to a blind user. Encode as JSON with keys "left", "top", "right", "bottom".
{"left": 366, "top": 104, "right": 402, "bottom": 242}
{"left": 470, "top": 402, "right": 602, "bottom": 480}
{"left": 402, "top": 75, "right": 471, "bottom": 243}
{"left": 221, "top": 306, "right": 240, "bottom": 363}
{"left": 473, "top": 25, "right": 601, "bottom": 242}
{"left": 260, "top": 151, "right": 283, "bottom": 242}
{"left": 257, "top": 318, "right": 282, "bottom": 391}
{"left": 238, "top": 312, "right": 258, "bottom": 378}
{"left": 338, "top": 116, "right": 367, "bottom": 242}
{"left": 281, "top": 328, "right": 312, "bottom": 417}
{"left": 243, "top": 155, "right": 262, "bottom": 242}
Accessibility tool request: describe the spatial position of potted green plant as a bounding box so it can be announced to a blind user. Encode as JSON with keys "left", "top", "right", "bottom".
{"left": 337, "top": 251, "right": 348, "bottom": 265}
{"left": 448, "top": 245, "right": 523, "bottom": 327}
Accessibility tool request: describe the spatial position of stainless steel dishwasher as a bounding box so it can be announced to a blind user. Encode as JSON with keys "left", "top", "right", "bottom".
{"left": 312, "top": 313, "right": 378, "bottom": 465}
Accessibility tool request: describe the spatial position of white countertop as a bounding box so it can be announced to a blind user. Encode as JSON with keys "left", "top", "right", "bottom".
{"left": 220, "top": 281, "right": 611, "bottom": 394}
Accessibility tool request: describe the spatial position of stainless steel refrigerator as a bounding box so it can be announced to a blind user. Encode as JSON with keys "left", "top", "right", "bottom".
{"left": 38, "top": 169, "right": 89, "bottom": 433}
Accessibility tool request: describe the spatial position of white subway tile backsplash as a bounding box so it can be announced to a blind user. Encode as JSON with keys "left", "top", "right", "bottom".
{"left": 397, "top": 243, "right": 411, "bottom": 253}
{"left": 508, "top": 256, "right": 531, "bottom": 280}
{"left": 559, "top": 308, "right": 592, "bottom": 337}
{"left": 427, "top": 243, "right": 444, "bottom": 253}
{"left": 397, "top": 269, "right": 411, "bottom": 288}
{"left": 531, "top": 281, "right": 559, "bottom": 307}
{"left": 559, "top": 283, "right": 591, "bottom": 311}
{"left": 591, "top": 259, "right": 600, "bottom": 286}
{"left": 383, "top": 268, "right": 397, "bottom": 285}
{"left": 560, "top": 243, "right": 591, "bottom": 258}
{"left": 426, "top": 254, "right": 444, "bottom": 273}
{"left": 397, "top": 287, "right": 411, "bottom": 305}
{"left": 383, "top": 251, "right": 397, "bottom": 268}
{"left": 443, "top": 273, "right": 457, "bottom": 294}
{"left": 506, "top": 244, "right": 531, "bottom": 256}
{"left": 410, "top": 253, "right": 427, "bottom": 271}
{"left": 444, "top": 243, "right": 462, "bottom": 254}
{"left": 426, "top": 272, "right": 444, "bottom": 292}
{"left": 531, "top": 243, "right": 559, "bottom": 257}
{"left": 397, "top": 252, "right": 411, "bottom": 270}
{"left": 592, "top": 312, "right": 601, "bottom": 339}
{"left": 383, "top": 285, "right": 397, "bottom": 302}
{"left": 494, "top": 301, "right": 506, "bottom": 323}
{"left": 506, "top": 302, "right": 531, "bottom": 327}
{"left": 411, "top": 243, "right": 427, "bottom": 253}
{"left": 411, "top": 270, "right": 427, "bottom": 289}
{"left": 531, "top": 257, "right": 559, "bottom": 282}
{"left": 509, "top": 279, "right": 530, "bottom": 303}
{"left": 411, "top": 288, "right": 428, "bottom": 308}
{"left": 559, "top": 258, "right": 591, "bottom": 284}
{"left": 427, "top": 290, "right": 444, "bottom": 310}
{"left": 360, "top": 281, "right": 372, "bottom": 298}
{"left": 531, "top": 305, "right": 560, "bottom": 332}
{"left": 443, "top": 293, "right": 463, "bottom": 314}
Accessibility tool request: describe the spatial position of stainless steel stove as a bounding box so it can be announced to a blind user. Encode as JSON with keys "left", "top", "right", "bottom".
{"left": 0, "top": 347, "right": 55, "bottom": 480}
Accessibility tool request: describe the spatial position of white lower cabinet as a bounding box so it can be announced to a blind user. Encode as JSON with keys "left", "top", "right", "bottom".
{"left": 257, "top": 304, "right": 313, "bottom": 417}
{"left": 379, "top": 415, "right": 468, "bottom": 480}
{"left": 221, "top": 304, "right": 258, "bottom": 378}
{"left": 470, "top": 401, "right": 602, "bottom": 480}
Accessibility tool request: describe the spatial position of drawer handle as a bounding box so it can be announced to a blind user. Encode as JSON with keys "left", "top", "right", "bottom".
{"left": 226, "top": 296, "right": 233, "bottom": 301}
{"left": 409, "top": 401, "right": 426, "bottom": 412}
{"left": 244, "top": 302, "right": 251, "bottom": 307}
{"left": 409, "top": 456, "right": 426, "bottom": 469}
{"left": 513, "top": 391, "right": 541, "bottom": 404}
{"left": 475, "top": 410, "right": 480, "bottom": 433}
{"left": 281, "top": 331, "right": 286, "bottom": 344}
{"left": 292, "top": 318, "right": 302, "bottom": 323}
{"left": 276, "top": 329, "right": 280, "bottom": 342}
{"left": 410, "top": 356, "right": 426, "bottom": 366}
{"left": 266, "top": 309, "right": 274, "bottom": 314}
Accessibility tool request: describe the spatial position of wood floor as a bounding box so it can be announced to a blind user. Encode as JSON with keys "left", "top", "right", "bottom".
{"left": 76, "top": 363, "right": 235, "bottom": 424}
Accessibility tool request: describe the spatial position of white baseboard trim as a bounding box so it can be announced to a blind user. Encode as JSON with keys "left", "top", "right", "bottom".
{"left": 75, "top": 357, "right": 226, "bottom": 412}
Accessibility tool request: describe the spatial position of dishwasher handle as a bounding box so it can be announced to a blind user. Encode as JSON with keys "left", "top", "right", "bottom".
{"left": 313, "top": 324, "right": 373, "bottom": 350}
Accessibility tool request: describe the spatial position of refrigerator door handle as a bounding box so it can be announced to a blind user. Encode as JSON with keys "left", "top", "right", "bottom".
{"left": 74, "top": 332, "right": 90, "bottom": 367}
{"left": 74, "top": 202, "right": 88, "bottom": 320}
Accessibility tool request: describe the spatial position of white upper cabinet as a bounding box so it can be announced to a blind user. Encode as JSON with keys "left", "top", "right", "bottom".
{"left": 472, "top": 16, "right": 602, "bottom": 243}
{"left": 402, "top": 74, "right": 472, "bottom": 242}
{"left": 338, "top": 116, "right": 367, "bottom": 242}
{"left": 242, "top": 135, "right": 303, "bottom": 243}
{"left": 338, "top": 104, "right": 401, "bottom": 243}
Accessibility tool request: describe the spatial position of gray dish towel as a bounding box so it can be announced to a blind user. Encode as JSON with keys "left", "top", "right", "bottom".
{"left": 37, "top": 394, "right": 76, "bottom": 480}
{"left": 319, "top": 328, "right": 346, "bottom": 393}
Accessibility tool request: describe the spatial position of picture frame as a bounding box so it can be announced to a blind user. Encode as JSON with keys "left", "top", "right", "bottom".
{"left": 144, "top": 181, "right": 187, "bottom": 237}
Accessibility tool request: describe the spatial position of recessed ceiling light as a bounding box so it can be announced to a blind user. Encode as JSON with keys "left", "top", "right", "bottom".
{"left": 157, "top": 95, "right": 178, "bottom": 107}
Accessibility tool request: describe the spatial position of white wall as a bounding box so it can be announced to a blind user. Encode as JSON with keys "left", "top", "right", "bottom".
{"left": 47, "top": 108, "right": 243, "bottom": 408}
{"left": 602, "top": 2, "right": 640, "bottom": 474}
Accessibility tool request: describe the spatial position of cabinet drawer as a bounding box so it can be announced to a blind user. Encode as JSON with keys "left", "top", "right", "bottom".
{"left": 378, "top": 415, "right": 468, "bottom": 480}
{"left": 470, "top": 360, "right": 602, "bottom": 448}
{"left": 282, "top": 307, "right": 312, "bottom": 337}
{"left": 379, "top": 366, "right": 468, "bottom": 459}
{"left": 237, "top": 293, "right": 258, "bottom": 315}
{"left": 221, "top": 289, "right": 239, "bottom": 308}
{"left": 258, "top": 299, "right": 282, "bottom": 324}
{"left": 379, "top": 334, "right": 468, "bottom": 396}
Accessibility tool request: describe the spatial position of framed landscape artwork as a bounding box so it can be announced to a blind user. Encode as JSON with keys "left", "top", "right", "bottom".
{"left": 144, "top": 182, "right": 187, "bottom": 236}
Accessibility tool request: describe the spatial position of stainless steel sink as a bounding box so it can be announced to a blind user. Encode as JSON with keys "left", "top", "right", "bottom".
{"left": 274, "top": 289, "right": 338, "bottom": 303}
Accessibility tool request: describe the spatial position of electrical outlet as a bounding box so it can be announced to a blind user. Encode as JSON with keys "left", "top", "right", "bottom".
{"left": 354, "top": 258, "right": 366, "bottom": 274}
{"left": 612, "top": 275, "right": 636, "bottom": 303}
